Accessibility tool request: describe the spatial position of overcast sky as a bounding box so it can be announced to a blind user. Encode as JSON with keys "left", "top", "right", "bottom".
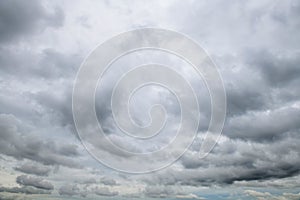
{"left": 1, "top": 0, "right": 300, "bottom": 199}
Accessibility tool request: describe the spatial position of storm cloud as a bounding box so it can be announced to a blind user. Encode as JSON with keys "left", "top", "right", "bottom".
{"left": 0, "top": 0, "right": 64, "bottom": 43}
{"left": 16, "top": 175, "right": 54, "bottom": 190}
{"left": 15, "top": 162, "right": 51, "bottom": 176}
{"left": 0, "top": 0, "right": 300, "bottom": 199}
{"left": 0, "top": 114, "right": 81, "bottom": 168}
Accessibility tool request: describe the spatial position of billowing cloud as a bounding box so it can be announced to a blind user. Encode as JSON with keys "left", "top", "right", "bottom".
{"left": 245, "top": 190, "right": 300, "bottom": 200}
{"left": 58, "top": 184, "right": 80, "bottom": 196}
{"left": 100, "top": 177, "right": 117, "bottom": 186}
{"left": 0, "top": 0, "right": 64, "bottom": 43}
{"left": 0, "top": 0, "right": 300, "bottom": 199}
{"left": 226, "top": 102, "right": 300, "bottom": 141}
{"left": 144, "top": 185, "right": 177, "bottom": 198}
{"left": 15, "top": 162, "right": 51, "bottom": 176}
{"left": 93, "top": 187, "right": 118, "bottom": 197}
{"left": 16, "top": 175, "right": 54, "bottom": 190}
{"left": 0, "top": 186, "right": 52, "bottom": 194}
{"left": 0, "top": 114, "right": 81, "bottom": 168}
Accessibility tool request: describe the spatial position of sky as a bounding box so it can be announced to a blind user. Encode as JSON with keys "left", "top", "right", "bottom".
{"left": 0, "top": 0, "right": 300, "bottom": 199}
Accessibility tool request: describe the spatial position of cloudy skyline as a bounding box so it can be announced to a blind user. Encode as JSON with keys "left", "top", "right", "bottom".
{"left": 1, "top": 0, "right": 300, "bottom": 199}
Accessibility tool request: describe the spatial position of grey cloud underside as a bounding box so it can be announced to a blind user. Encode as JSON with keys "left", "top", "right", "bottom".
{"left": 58, "top": 184, "right": 118, "bottom": 197}
{"left": 16, "top": 175, "right": 54, "bottom": 190}
{"left": 0, "top": 186, "right": 51, "bottom": 195}
{"left": 100, "top": 177, "right": 117, "bottom": 186}
{"left": 151, "top": 130, "right": 300, "bottom": 186}
{"left": 58, "top": 184, "right": 80, "bottom": 196}
{"left": 15, "top": 162, "right": 51, "bottom": 176}
{"left": 143, "top": 185, "right": 185, "bottom": 198}
{"left": 246, "top": 50, "right": 300, "bottom": 87}
{"left": 0, "top": 0, "right": 64, "bottom": 44}
{"left": 245, "top": 190, "right": 300, "bottom": 200}
{"left": 0, "top": 47, "right": 79, "bottom": 82}
{"left": 0, "top": 114, "right": 81, "bottom": 168}
{"left": 0, "top": 0, "right": 300, "bottom": 198}
{"left": 93, "top": 187, "right": 118, "bottom": 197}
{"left": 0, "top": 0, "right": 82, "bottom": 174}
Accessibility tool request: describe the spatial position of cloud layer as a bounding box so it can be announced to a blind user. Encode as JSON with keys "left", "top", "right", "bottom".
{"left": 0, "top": 0, "right": 300, "bottom": 199}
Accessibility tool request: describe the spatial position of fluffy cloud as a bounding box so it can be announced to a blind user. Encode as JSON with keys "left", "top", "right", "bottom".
{"left": 246, "top": 51, "right": 300, "bottom": 86}
{"left": 58, "top": 183, "right": 119, "bottom": 198}
{"left": 0, "top": 0, "right": 64, "bottom": 43}
{"left": 0, "top": 0, "right": 300, "bottom": 199}
{"left": 141, "top": 132, "right": 300, "bottom": 186}
{"left": 0, "top": 186, "right": 52, "bottom": 195}
{"left": 144, "top": 185, "right": 178, "bottom": 198}
{"left": 226, "top": 102, "right": 300, "bottom": 140}
{"left": 100, "top": 177, "right": 117, "bottom": 186}
{"left": 245, "top": 190, "right": 300, "bottom": 200}
{"left": 15, "top": 162, "right": 51, "bottom": 176}
{"left": 16, "top": 175, "right": 54, "bottom": 190}
{"left": 58, "top": 184, "right": 80, "bottom": 196}
{"left": 93, "top": 187, "right": 118, "bottom": 197}
{"left": 0, "top": 114, "right": 81, "bottom": 168}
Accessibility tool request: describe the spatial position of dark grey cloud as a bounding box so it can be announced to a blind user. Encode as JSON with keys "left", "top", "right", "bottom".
{"left": 0, "top": 114, "right": 81, "bottom": 168}
{"left": 0, "top": 186, "right": 51, "bottom": 195}
{"left": 93, "top": 187, "right": 118, "bottom": 197}
{"left": 58, "top": 183, "right": 119, "bottom": 198}
{"left": 143, "top": 185, "right": 191, "bottom": 198}
{"left": 138, "top": 128, "right": 300, "bottom": 187}
{"left": 245, "top": 50, "right": 300, "bottom": 87}
{"left": 174, "top": 135, "right": 300, "bottom": 186}
{"left": 33, "top": 85, "right": 74, "bottom": 127}
{"left": 58, "top": 184, "right": 79, "bottom": 196}
{"left": 0, "top": 0, "right": 64, "bottom": 43}
{"left": 217, "top": 50, "right": 300, "bottom": 143}
{"left": 16, "top": 175, "right": 54, "bottom": 190}
{"left": 244, "top": 190, "right": 300, "bottom": 200}
{"left": 225, "top": 104, "right": 300, "bottom": 141}
{"left": 144, "top": 185, "right": 175, "bottom": 198}
{"left": 58, "top": 144, "right": 79, "bottom": 157}
{"left": 0, "top": 47, "right": 79, "bottom": 80}
{"left": 224, "top": 72, "right": 269, "bottom": 117}
{"left": 100, "top": 177, "right": 117, "bottom": 186}
{"left": 0, "top": 0, "right": 300, "bottom": 197}
{"left": 0, "top": 193, "right": 20, "bottom": 200}
{"left": 15, "top": 162, "right": 51, "bottom": 176}
{"left": 0, "top": 47, "right": 80, "bottom": 131}
{"left": 58, "top": 184, "right": 105, "bottom": 198}
{"left": 76, "top": 178, "right": 97, "bottom": 185}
